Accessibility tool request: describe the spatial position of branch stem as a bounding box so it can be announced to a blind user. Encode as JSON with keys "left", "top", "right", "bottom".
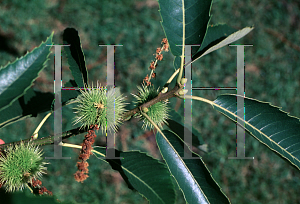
{"left": 176, "top": 94, "right": 213, "bottom": 105}
{"left": 122, "top": 84, "right": 183, "bottom": 121}
{"left": 176, "top": 0, "right": 186, "bottom": 86}
{"left": 32, "top": 112, "right": 53, "bottom": 140}
{"left": 59, "top": 142, "right": 105, "bottom": 157}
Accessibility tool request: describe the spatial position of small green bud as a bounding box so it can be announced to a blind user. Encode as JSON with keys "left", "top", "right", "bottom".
{"left": 161, "top": 87, "right": 168, "bottom": 93}
{"left": 142, "top": 107, "right": 149, "bottom": 113}
{"left": 131, "top": 84, "right": 170, "bottom": 130}
{"left": 180, "top": 78, "right": 187, "bottom": 85}
{"left": 178, "top": 89, "right": 188, "bottom": 96}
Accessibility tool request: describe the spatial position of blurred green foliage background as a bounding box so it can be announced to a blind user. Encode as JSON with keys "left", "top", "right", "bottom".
{"left": 0, "top": 0, "right": 300, "bottom": 203}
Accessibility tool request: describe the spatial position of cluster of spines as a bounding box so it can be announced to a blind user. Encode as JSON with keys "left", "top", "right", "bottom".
{"left": 0, "top": 141, "right": 48, "bottom": 193}
{"left": 132, "top": 83, "right": 169, "bottom": 130}
{"left": 73, "top": 82, "right": 127, "bottom": 134}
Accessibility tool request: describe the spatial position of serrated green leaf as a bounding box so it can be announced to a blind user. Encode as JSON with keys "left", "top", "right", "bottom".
{"left": 177, "top": 24, "right": 237, "bottom": 70}
{"left": 198, "top": 24, "right": 237, "bottom": 53}
{"left": 92, "top": 147, "right": 176, "bottom": 204}
{"left": 156, "top": 130, "right": 230, "bottom": 204}
{"left": 165, "top": 108, "right": 205, "bottom": 147}
{"left": 0, "top": 88, "right": 54, "bottom": 129}
{"left": 213, "top": 94, "right": 300, "bottom": 171}
{"left": 0, "top": 80, "right": 79, "bottom": 129}
{"left": 0, "top": 33, "right": 53, "bottom": 112}
{"left": 191, "top": 27, "right": 254, "bottom": 64}
{"left": 63, "top": 28, "right": 88, "bottom": 88}
{"left": 158, "top": 0, "right": 212, "bottom": 57}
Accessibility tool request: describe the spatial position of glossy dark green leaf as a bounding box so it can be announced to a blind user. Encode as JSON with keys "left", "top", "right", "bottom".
{"left": 63, "top": 28, "right": 88, "bottom": 88}
{"left": 158, "top": 0, "right": 212, "bottom": 57}
{"left": 198, "top": 24, "right": 237, "bottom": 54}
{"left": 93, "top": 147, "right": 176, "bottom": 204}
{"left": 0, "top": 89, "right": 53, "bottom": 129}
{"left": 213, "top": 94, "right": 300, "bottom": 171}
{"left": 165, "top": 108, "right": 205, "bottom": 148}
{"left": 0, "top": 80, "right": 79, "bottom": 129}
{"left": 191, "top": 27, "right": 253, "bottom": 64}
{"left": 175, "top": 25, "right": 253, "bottom": 69}
{"left": 156, "top": 130, "right": 230, "bottom": 204}
{"left": 0, "top": 33, "right": 53, "bottom": 112}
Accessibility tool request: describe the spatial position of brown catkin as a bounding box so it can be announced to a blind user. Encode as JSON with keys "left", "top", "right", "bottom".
{"left": 74, "top": 125, "right": 98, "bottom": 183}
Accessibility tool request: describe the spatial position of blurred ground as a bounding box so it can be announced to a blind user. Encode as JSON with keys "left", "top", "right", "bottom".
{"left": 0, "top": 0, "right": 300, "bottom": 203}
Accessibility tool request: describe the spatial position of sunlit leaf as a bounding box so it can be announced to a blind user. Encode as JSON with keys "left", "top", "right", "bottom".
{"left": 213, "top": 94, "right": 300, "bottom": 171}
{"left": 93, "top": 147, "right": 176, "bottom": 204}
{"left": 156, "top": 130, "right": 230, "bottom": 204}
{"left": 0, "top": 33, "right": 53, "bottom": 112}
